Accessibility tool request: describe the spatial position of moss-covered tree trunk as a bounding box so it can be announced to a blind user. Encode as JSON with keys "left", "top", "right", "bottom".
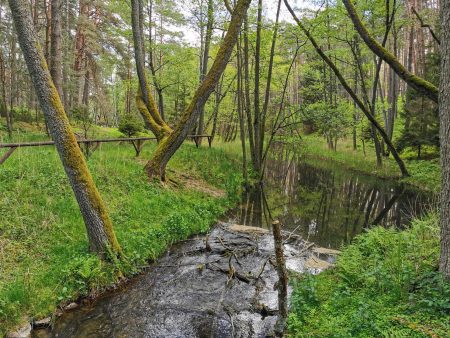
{"left": 439, "top": 0, "right": 450, "bottom": 278}
{"left": 131, "top": 0, "right": 172, "bottom": 141}
{"left": 144, "top": 0, "right": 252, "bottom": 181}
{"left": 50, "top": 0, "right": 63, "bottom": 100}
{"left": 9, "top": 0, "right": 121, "bottom": 256}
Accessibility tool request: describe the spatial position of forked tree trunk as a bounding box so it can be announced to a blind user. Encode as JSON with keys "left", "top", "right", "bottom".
{"left": 9, "top": 0, "right": 121, "bottom": 256}
{"left": 131, "top": 0, "right": 172, "bottom": 140}
{"left": 144, "top": 0, "right": 252, "bottom": 181}
{"left": 439, "top": 0, "right": 450, "bottom": 278}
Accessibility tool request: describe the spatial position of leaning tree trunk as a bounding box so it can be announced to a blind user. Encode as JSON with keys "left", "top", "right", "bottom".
{"left": 144, "top": 0, "right": 252, "bottom": 181}
{"left": 439, "top": 0, "right": 450, "bottom": 278}
{"left": 342, "top": 0, "right": 438, "bottom": 103}
{"left": 9, "top": 0, "right": 121, "bottom": 256}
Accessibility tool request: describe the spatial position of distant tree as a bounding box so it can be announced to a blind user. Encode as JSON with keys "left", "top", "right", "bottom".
{"left": 397, "top": 52, "right": 440, "bottom": 159}
{"left": 119, "top": 115, "right": 144, "bottom": 137}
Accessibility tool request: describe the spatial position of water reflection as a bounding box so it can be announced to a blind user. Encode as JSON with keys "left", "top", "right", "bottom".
{"left": 231, "top": 146, "right": 433, "bottom": 249}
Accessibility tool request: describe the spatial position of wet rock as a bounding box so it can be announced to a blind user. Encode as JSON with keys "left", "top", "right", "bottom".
{"left": 305, "top": 255, "right": 333, "bottom": 271}
{"left": 33, "top": 317, "right": 51, "bottom": 328}
{"left": 7, "top": 323, "right": 32, "bottom": 338}
{"left": 313, "top": 247, "right": 341, "bottom": 255}
{"left": 63, "top": 302, "right": 78, "bottom": 311}
{"left": 228, "top": 224, "right": 269, "bottom": 235}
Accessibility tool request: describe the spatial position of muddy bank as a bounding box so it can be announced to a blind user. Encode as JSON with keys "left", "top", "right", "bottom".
{"left": 33, "top": 222, "right": 336, "bottom": 338}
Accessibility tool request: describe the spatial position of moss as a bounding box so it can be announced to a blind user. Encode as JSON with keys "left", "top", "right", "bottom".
{"left": 136, "top": 92, "right": 163, "bottom": 138}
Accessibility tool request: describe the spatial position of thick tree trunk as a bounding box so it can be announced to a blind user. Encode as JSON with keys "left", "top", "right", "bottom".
{"left": 9, "top": 0, "right": 121, "bottom": 256}
{"left": 439, "top": 0, "right": 450, "bottom": 278}
{"left": 144, "top": 0, "right": 252, "bottom": 180}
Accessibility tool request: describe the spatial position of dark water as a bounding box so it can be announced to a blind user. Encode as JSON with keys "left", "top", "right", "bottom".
{"left": 232, "top": 148, "right": 433, "bottom": 249}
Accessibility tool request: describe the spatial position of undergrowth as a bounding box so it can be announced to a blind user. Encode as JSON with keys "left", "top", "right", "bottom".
{"left": 288, "top": 213, "right": 450, "bottom": 337}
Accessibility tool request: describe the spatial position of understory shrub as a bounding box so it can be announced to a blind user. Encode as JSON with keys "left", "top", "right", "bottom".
{"left": 288, "top": 213, "right": 450, "bottom": 337}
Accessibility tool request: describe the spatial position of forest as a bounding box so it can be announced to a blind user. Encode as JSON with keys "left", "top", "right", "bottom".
{"left": 0, "top": 0, "right": 449, "bottom": 336}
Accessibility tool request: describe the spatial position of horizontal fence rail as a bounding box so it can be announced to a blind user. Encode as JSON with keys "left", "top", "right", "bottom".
{"left": 0, "top": 135, "right": 213, "bottom": 165}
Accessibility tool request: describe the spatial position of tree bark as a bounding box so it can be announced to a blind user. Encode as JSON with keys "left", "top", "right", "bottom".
{"left": 144, "top": 0, "right": 252, "bottom": 180}
{"left": 197, "top": 0, "right": 214, "bottom": 144}
{"left": 253, "top": 0, "right": 263, "bottom": 173}
{"left": 439, "top": 0, "right": 450, "bottom": 278}
{"left": 272, "top": 220, "right": 288, "bottom": 336}
{"left": 260, "top": 0, "right": 282, "bottom": 171}
{"left": 9, "top": 0, "right": 121, "bottom": 256}
{"left": 50, "top": 0, "right": 63, "bottom": 100}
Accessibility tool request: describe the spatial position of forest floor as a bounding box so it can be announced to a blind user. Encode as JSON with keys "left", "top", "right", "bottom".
{"left": 297, "top": 135, "right": 441, "bottom": 192}
{"left": 0, "top": 125, "right": 243, "bottom": 335}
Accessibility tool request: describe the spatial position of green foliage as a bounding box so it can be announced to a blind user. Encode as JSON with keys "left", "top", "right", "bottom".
{"left": 397, "top": 52, "right": 440, "bottom": 159}
{"left": 301, "top": 99, "right": 354, "bottom": 147}
{"left": 288, "top": 214, "right": 449, "bottom": 337}
{"left": 118, "top": 114, "right": 144, "bottom": 137}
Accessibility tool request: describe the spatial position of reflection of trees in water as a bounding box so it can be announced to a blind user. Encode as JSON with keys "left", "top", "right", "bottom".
{"left": 238, "top": 144, "right": 432, "bottom": 248}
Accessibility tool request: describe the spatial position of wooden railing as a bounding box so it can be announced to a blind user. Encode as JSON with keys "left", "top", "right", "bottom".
{"left": 0, "top": 135, "right": 213, "bottom": 165}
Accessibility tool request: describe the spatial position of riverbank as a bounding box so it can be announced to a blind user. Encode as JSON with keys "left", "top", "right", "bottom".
{"left": 287, "top": 213, "right": 449, "bottom": 337}
{"left": 298, "top": 135, "right": 441, "bottom": 192}
{"left": 0, "top": 135, "right": 243, "bottom": 335}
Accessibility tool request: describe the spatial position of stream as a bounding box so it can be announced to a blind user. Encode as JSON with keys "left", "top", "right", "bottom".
{"left": 32, "top": 148, "right": 432, "bottom": 338}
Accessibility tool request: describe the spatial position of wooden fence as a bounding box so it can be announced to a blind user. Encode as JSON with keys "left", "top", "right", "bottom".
{"left": 0, "top": 135, "right": 213, "bottom": 165}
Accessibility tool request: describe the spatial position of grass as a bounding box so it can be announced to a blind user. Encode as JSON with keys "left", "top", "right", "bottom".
{"left": 296, "top": 135, "right": 441, "bottom": 192}
{"left": 0, "top": 130, "right": 243, "bottom": 334}
{"left": 288, "top": 213, "right": 450, "bottom": 337}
